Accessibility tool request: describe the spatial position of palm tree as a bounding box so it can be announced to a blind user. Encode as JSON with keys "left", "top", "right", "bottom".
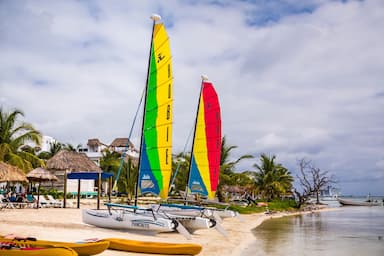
{"left": 220, "top": 136, "right": 253, "bottom": 175}
{"left": 171, "top": 136, "right": 253, "bottom": 201}
{"left": 0, "top": 107, "right": 44, "bottom": 171}
{"left": 100, "top": 149, "right": 138, "bottom": 200}
{"left": 217, "top": 136, "right": 253, "bottom": 201}
{"left": 252, "top": 154, "right": 293, "bottom": 200}
{"left": 169, "top": 152, "right": 191, "bottom": 194}
{"left": 38, "top": 141, "right": 63, "bottom": 159}
{"left": 63, "top": 143, "right": 82, "bottom": 152}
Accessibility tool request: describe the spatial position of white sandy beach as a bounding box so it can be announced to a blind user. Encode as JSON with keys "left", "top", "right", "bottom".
{"left": 0, "top": 200, "right": 330, "bottom": 255}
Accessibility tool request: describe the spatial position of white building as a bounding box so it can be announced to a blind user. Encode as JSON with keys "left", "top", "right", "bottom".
{"left": 39, "top": 135, "right": 57, "bottom": 152}
{"left": 78, "top": 138, "right": 139, "bottom": 167}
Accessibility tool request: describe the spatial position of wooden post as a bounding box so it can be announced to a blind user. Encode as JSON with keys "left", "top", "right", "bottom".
{"left": 108, "top": 176, "right": 112, "bottom": 203}
{"left": 77, "top": 179, "right": 81, "bottom": 209}
{"left": 97, "top": 172, "right": 101, "bottom": 210}
{"left": 36, "top": 179, "right": 41, "bottom": 209}
{"left": 63, "top": 170, "right": 67, "bottom": 208}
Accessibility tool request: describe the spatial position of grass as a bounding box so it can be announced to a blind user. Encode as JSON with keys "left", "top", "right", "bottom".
{"left": 109, "top": 197, "right": 299, "bottom": 215}
{"left": 226, "top": 199, "right": 298, "bottom": 214}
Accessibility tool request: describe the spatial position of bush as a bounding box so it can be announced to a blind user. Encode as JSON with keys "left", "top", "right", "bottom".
{"left": 227, "top": 199, "right": 298, "bottom": 214}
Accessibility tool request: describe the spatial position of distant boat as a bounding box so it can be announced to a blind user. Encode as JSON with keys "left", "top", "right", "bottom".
{"left": 337, "top": 198, "right": 382, "bottom": 206}
{"left": 320, "top": 195, "right": 339, "bottom": 201}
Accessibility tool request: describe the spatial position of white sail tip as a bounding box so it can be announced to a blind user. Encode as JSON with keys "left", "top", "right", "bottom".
{"left": 201, "top": 75, "right": 209, "bottom": 81}
{"left": 150, "top": 14, "right": 161, "bottom": 21}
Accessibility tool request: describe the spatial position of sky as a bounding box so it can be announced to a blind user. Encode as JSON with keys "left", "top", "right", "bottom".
{"left": 1, "top": 0, "right": 383, "bottom": 196}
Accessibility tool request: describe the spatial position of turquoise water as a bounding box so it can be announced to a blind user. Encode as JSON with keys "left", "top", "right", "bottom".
{"left": 244, "top": 204, "right": 384, "bottom": 256}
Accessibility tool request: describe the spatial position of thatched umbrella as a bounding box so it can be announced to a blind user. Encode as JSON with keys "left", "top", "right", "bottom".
{"left": 27, "top": 167, "right": 58, "bottom": 182}
{"left": 46, "top": 150, "right": 102, "bottom": 208}
{"left": 0, "top": 161, "right": 28, "bottom": 183}
{"left": 26, "top": 167, "right": 58, "bottom": 208}
{"left": 46, "top": 149, "right": 101, "bottom": 189}
{"left": 47, "top": 150, "right": 102, "bottom": 172}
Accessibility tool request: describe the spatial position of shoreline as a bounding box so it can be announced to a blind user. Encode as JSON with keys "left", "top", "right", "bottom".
{"left": 232, "top": 206, "right": 339, "bottom": 255}
{"left": 0, "top": 201, "right": 335, "bottom": 255}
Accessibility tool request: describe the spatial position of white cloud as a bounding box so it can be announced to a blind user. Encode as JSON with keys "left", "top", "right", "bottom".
{"left": 1, "top": 0, "right": 383, "bottom": 195}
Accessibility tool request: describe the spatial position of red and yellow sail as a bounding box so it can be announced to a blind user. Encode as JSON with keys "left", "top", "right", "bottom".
{"left": 188, "top": 80, "right": 221, "bottom": 200}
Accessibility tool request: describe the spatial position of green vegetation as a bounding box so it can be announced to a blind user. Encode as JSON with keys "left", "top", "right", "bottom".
{"left": 37, "top": 187, "right": 64, "bottom": 199}
{"left": 252, "top": 154, "right": 294, "bottom": 200}
{"left": 204, "top": 199, "right": 298, "bottom": 214}
{"left": 170, "top": 152, "right": 190, "bottom": 193}
{"left": 2, "top": 105, "right": 333, "bottom": 211}
{"left": 228, "top": 200, "right": 298, "bottom": 214}
{"left": 100, "top": 149, "right": 137, "bottom": 200}
{"left": 0, "top": 107, "right": 44, "bottom": 171}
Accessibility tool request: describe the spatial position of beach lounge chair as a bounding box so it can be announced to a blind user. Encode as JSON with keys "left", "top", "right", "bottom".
{"left": 13, "top": 194, "right": 29, "bottom": 208}
{"left": 0, "top": 194, "right": 15, "bottom": 209}
{"left": 34, "top": 195, "right": 49, "bottom": 208}
{"left": 25, "top": 194, "right": 36, "bottom": 208}
{"left": 46, "top": 195, "right": 63, "bottom": 208}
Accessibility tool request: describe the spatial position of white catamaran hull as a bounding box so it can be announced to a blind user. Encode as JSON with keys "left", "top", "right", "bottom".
{"left": 82, "top": 209, "right": 177, "bottom": 233}
{"left": 149, "top": 204, "right": 219, "bottom": 233}
{"left": 214, "top": 209, "right": 239, "bottom": 219}
{"left": 166, "top": 214, "right": 215, "bottom": 232}
{"left": 146, "top": 206, "right": 215, "bottom": 232}
{"left": 337, "top": 198, "right": 381, "bottom": 206}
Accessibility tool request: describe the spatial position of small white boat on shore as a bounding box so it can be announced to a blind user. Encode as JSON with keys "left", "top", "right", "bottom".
{"left": 337, "top": 198, "right": 382, "bottom": 206}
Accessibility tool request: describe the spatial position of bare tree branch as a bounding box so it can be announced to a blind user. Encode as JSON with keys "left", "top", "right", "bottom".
{"left": 295, "top": 158, "right": 337, "bottom": 207}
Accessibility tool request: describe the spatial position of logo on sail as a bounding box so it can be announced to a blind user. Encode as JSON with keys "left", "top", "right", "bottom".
{"left": 191, "top": 181, "right": 203, "bottom": 192}
{"left": 157, "top": 53, "right": 165, "bottom": 62}
{"left": 142, "top": 174, "right": 151, "bottom": 180}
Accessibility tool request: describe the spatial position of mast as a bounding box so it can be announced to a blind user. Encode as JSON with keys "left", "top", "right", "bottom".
{"left": 184, "top": 75, "right": 209, "bottom": 203}
{"left": 134, "top": 14, "right": 160, "bottom": 207}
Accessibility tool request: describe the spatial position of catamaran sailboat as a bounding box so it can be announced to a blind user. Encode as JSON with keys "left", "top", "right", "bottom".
{"left": 83, "top": 14, "right": 183, "bottom": 235}
{"left": 83, "top": 14, "right": 216, "bottom": 238}
{"left": 152, "top": 75, "right": 237, "bottom": 234}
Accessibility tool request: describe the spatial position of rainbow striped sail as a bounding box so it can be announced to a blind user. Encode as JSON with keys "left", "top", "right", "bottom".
{"left": 138, "top": 15, "right": 173, "bottom": 199}
{"left": 188, "top": 78, "right": 222, "bottom": 200}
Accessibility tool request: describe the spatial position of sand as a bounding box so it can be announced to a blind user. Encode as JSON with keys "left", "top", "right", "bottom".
{"left": 0, "top": 200, "right": 329, "bottom": 255}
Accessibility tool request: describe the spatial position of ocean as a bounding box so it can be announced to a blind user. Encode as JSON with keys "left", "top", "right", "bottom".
{"left": 243, "top": 199, "right": 384, "bottom": 256}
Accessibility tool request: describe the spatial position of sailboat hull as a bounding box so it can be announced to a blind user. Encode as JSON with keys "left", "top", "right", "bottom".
{"left": 214, "top": 209, "right": 239, "bottom": 219}
{"left": 149, "top": 205, "right": 215, "bottom": 232}
{"left": 82, "top": 209, "right": 176, "bottom": 233}
{"left": 176, "top": 216, "right": 214, "bottom": 232}
{"left": 337, "top": 198, "right": 381, "bottom": 206}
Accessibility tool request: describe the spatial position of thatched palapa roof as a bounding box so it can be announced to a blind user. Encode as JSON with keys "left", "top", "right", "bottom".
{"left": 87, "top": 138, "right": 107, "bottom": 147}
{"left": 26, "top": 167, "right": 58, "bottom": 182}
{"left": 46, "top": 150, "right": 101, "bottom": 172}
{"left": 87, "top": 138, "right": 100, "bottom": 147}
{"left": 110, "top": 138, "right": 134, "bottom": 148}
{"left": 0, "top": 161, "right": 28, "bottom": 182}
{"left": 222, "top": 185, "right": 249, "bottom": 194}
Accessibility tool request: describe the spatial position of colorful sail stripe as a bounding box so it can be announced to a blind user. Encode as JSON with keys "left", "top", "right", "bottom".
{"left": 139, "top": 22, "right": 172, "bottom": 199}
{"left": 202, "top": 82, "right": 221, "bottom": 194}
{"left": 188, "top": 81, "right": 221, "bottom": 199}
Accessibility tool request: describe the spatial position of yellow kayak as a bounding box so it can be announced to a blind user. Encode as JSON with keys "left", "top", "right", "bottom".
{"left": 0, "top": 247, "right": 78, "bottom": 256}
{"left": 103, "top": 238, "right": 202, "bottom": 255}
{"left": 0, "top": 236, "right": 109, "bottom": 256}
